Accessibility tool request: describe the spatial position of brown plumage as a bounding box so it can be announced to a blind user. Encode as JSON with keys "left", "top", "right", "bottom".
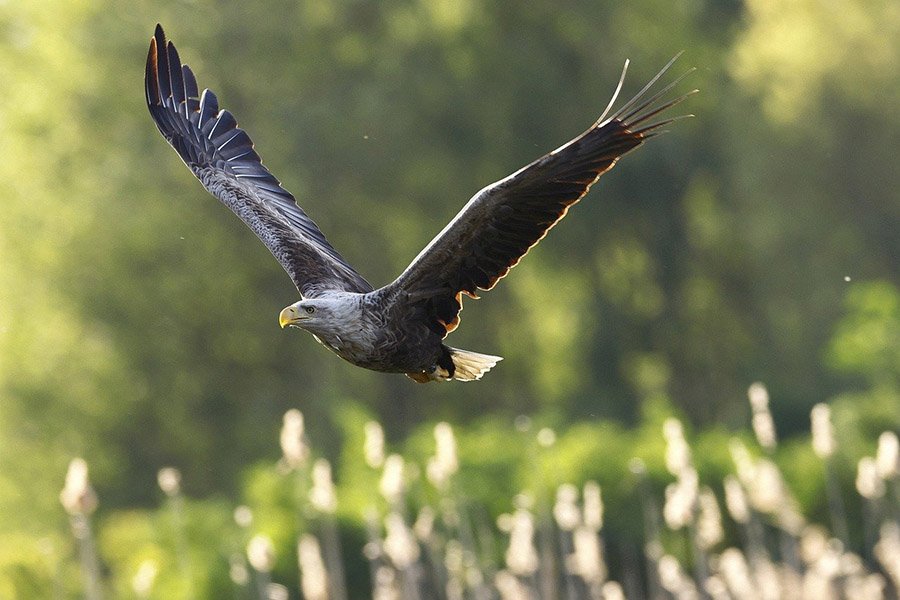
{"left": 145, "top": 24, "right": 694, "bottom": 381}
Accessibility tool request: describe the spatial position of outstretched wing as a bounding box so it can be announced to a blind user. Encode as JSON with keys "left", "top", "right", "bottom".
{"left": 386, "top": 56, "right": 694, "bottom": 337}
{"left": 145, "top": 25, "right": 372, "bottom": 298}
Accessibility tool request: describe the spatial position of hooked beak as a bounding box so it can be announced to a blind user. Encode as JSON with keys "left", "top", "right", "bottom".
{"left": 279, "top": 304, "right": 303, "bottom": 329}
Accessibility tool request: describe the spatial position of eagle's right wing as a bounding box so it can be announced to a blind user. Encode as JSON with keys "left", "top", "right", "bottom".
{"left": 145, "top": 25, "right": 373, "bottom": 298}
{"left": 386, "top": 56, "right": 694, "bottom": 336}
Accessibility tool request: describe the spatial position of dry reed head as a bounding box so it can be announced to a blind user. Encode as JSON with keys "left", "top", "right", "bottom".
{"left": 382, "top": 512, "right": 419, "bottom": 568}
{"left": 723, "top": 475, "right": 750, "bottom": 524}
{"left": 696, "top": 485, "right": 724, "bottom": 550}
{"left": 875, "top": 431, "right": 899, "bottom": 479}
{"left": 874, "top": 522, "right": 900, "bottom": 589}
{"left": 553, "top": 483, "right": 580, "bottom": 531}
{"left": 663, "top": 418, "right": 692, "bottom": 476}
{"left": 747, "top": 382, "right": 769, "bottom": 413}
{"left": 717, "top": 548, "right": 753, "bottom": 599}
{"left": 280, "top": 409, "right": 309, "bottom": 470}
{"left": 229, "top": 554, "right": 249, "bottom": 585}
{"left": 297, "top": 534, "right": 329, "bottom": 600}
{"left": 379, "top": 454, "right": 405, "bottom": 505}
{"left": 309, "top": 458, "right": 337, "bottom": 514}
{"left": 569, "top": 526, "right": 606, "bottom": 584}
{"left": 658, "top": 554, "right": 698, "bottom": 599}
{"left": 601, "top": 581, "right": 625, "bottom": 600}
{"left": 495, "top": 570, "right": 535, "bottom": 600}
{"left": 536, "top": 427, "right": 556, "bottom": 447}
{"left": 131, "top": 559, "right": 158, "bottom": 598}
{"left": 364, "top": 421, "right": 386, "bottom": 469}
{"left": 664, "top": 467, "right": 698, "bottom": 530}
{"left": 372, "top": 565, "right": 400, "bottom": 600}
{"left": 855, "top": 457, "right": 884, "bottom": 499}
{"left": 266, "top": 583, "right": 290, "bottom": 600}
{"left": 504, "top": 507, "right": 539, "bottom": 576}
{"left": 427, "top": 421, "right": 459, "bottom": 490}
{"left": 234, "top": 505, "right": 253, "bottom": 528}
{"left": 583, "top": 481, "right": 603, "bottom": 531}
{"left": 413, "top": 505, "right": 435, "bottom": 541}
{"left": 60, "top": 457, "right": 97, "bottom": 516}
{"left": 810, "top": 403, "right": 836, "bottom": 459}
{"left": 157, "top": 467, "right": 181, "bottom": 497}
{"left": 748, "top": 382, "right": 778, "bottom": 451}
{"left": 728, "top": 439, "right": 755, "bottom": 487}
{"left": 247, "top": 534, "right": 276, "bottom": 573}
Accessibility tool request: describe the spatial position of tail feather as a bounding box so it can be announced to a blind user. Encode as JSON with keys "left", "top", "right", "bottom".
{"left": 449, "top": 348, "right": 503, "bottom": 381}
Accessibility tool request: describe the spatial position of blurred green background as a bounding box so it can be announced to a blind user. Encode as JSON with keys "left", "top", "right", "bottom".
{"left": 1, "top": 0, "right": 898, "bottom": 597}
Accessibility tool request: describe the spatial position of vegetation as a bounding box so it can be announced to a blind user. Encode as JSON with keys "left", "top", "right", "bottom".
{"left": 44, "top": 396, "right": 900, "bottom": 598}
{"left": 0, "top": 0, "right": 897, "bottom": 597}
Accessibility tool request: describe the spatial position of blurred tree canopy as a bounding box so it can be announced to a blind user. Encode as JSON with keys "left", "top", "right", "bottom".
{"left": 0, "top": 0, "right": 897, "bottom": 579}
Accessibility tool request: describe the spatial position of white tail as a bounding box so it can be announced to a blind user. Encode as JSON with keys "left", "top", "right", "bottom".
{"left": 449, "top": 348, "right": 503, "bottom": 381}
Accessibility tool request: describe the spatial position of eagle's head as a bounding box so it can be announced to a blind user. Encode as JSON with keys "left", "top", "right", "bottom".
{"left": 278, "top": 294, "right": 361, "bottom": 335}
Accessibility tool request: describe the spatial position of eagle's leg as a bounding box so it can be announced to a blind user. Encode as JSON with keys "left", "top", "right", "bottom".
{"left": 405, "top": 371, "right": 434, "bottom": 383}
{"left": 404, "top": 349, "right": 456, "bottom": 383}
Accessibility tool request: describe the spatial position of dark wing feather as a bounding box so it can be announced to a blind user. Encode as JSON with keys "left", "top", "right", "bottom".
{"left": 386, "top": 56, "right": 695, "bottom": 337}
{"left": 145, "top": 24, "right": 372, "bottom": 297}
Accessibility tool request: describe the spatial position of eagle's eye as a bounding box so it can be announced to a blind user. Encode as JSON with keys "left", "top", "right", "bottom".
{"left": 305, "top": 306, "right": 316, "bottom": 314}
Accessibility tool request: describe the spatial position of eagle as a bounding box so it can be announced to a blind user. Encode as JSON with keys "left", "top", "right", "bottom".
{"left": 145, "top": 25, "right": 693, "bottom": 382}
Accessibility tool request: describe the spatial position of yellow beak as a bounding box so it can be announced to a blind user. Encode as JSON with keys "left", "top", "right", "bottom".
{"left": 279, "top": 305, "right": 301, "bottom": 328}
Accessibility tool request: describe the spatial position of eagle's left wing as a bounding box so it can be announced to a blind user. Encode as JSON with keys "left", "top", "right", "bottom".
{"left": 145, "top": 25, "right": 373, "bottom": 298}
{"left": 385, "top": 57, "right": 694, "bottom": 336}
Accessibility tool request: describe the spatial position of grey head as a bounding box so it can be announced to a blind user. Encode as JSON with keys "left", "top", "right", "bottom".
{"left": 278, "top": 293, "right": 363, "bottom": 336}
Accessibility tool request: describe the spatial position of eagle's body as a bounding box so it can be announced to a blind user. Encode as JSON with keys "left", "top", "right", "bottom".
{"left": 278, "top": 290, "right": 498, "bottom": 382}
{"left": 145, "top": 25, "right": 693, "bottom": 382}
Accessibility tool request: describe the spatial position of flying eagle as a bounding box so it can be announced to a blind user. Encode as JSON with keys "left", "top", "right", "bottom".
{"left": 145, "top": 25, "right": 693, "bottom": 382}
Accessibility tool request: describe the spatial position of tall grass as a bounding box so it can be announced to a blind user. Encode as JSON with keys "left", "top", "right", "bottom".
{"left": 59, "top": 385, "right": 899, "bottom": 599}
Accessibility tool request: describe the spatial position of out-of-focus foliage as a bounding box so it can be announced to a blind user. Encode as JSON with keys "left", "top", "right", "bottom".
{"left": 826, "top": 281, "right": 900, "bottom": 469}
{"left": 0, "top": 0, "right": 897, "bottom": 596}
{"left": 731, "top": 0, "right": 900, "bottom": 123}
{"left": 7, "top": 398, "right": 897, "bottom": 599}
{"left": 828, "top": 281, "right": 899, "bottom": 383}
